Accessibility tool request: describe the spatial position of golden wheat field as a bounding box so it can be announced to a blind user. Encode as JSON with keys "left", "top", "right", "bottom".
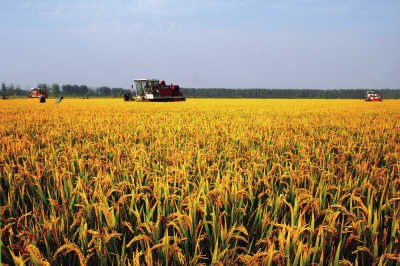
{"left": 0, "top": 98, "right": 399, "bottom": 265}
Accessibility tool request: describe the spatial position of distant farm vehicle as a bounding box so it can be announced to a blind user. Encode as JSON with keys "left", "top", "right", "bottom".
{"left": 131, "top": 79, "right": 185, "bottom": 102}
{"left": 365, "top": 90, "right": 382, "bottom": 102}
{"left": 30, "top": 88, "right": 48, "bottom": 98}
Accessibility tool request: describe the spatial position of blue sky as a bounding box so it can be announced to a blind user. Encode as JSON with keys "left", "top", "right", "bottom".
{"left": 1, "top": 0, "right": 399, "bottom": 89}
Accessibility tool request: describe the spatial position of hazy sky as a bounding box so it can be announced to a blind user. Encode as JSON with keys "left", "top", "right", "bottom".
{"left": 1, "top": 0, "right": 399, "bottom": 89}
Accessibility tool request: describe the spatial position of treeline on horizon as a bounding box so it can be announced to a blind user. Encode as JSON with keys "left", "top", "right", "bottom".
{"left": 2, "top": 82, "right": 400, "bottom": 99}
{"left": 184, "top": 88, "right": 400, "bottom": 99}
{"left": 1, "top": 83, "right": 131, "bottom": 98}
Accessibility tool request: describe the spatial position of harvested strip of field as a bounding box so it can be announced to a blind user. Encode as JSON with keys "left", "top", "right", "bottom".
{"left": 1, "top": 98, "right": 399, "bottom": 265}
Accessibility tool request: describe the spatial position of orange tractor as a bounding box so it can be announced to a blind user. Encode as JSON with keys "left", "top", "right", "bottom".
{"left": 129, "top": 79, "right": 185, "bottom": 101}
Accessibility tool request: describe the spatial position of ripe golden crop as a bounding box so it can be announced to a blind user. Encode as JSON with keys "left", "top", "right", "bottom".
{"left": 1, "top": 98, "right": 399, "bottom": 265}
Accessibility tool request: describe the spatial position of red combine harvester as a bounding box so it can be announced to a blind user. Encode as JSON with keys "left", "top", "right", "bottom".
{"left": 131, "top": 79, "right": 185, "bottom": 101}
{"left": 30, "top": 88, "right": 48, "bottom": 98}
{"left": 365, "top": 90, "right": 382, "bottom": 102}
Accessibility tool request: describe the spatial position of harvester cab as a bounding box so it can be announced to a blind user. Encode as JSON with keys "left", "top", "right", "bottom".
{"left": 132, "top": 79, "right": 185, "bottom": 101}
{"left": 365, "top": 90, "right": 382, "bottom": 102}
{"left": 30, "top": 88, "right": 48, "bottom": 98}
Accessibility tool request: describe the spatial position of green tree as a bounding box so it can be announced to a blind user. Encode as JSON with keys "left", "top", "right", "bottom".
{"left": 98, "top": 86, "right": 111, "bottom": 96}
{"left": 79, "top": 85, "right": 89, "bottom": 96}
{"left": 51, "top": 83, "right": 61, "bottom": 96}
{"left": 1, "top": 83, "right": 6, "bottom": 98}
{"left": 38, "top": 83, "right": 47, "bottom": 90}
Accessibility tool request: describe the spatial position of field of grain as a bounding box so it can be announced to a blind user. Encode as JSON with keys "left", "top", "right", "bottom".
{"left": 1, "top": 98, "right": 399, "bottom": 265}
